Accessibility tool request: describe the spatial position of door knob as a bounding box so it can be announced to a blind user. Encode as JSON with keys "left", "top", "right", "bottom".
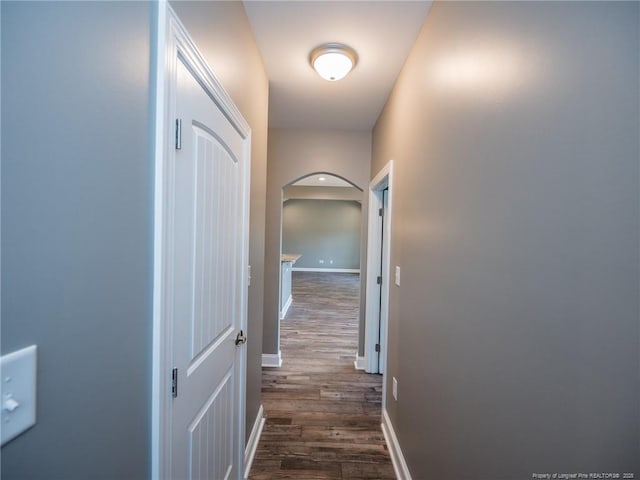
{"left": 235, "top": 330, "right": 247, "bottom": 346}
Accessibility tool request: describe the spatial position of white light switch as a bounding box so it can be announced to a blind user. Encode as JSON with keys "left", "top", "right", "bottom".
{"left": 1, "top": 345, "right": 37, "bottom": 445}
{"left": 392, "top": 377, "right": 398, "bottom": 401}
{"left": 395, "top": 266, "right": 401, "bottom": 286}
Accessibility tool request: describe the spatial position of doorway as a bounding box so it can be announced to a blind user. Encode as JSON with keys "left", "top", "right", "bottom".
{"left": 279, "top": 172, "right": 363, "bottom": 346}
{"left": 364, "top": 161, "right": 394, "bottom": 402}
{"left": 262, "top": 172, "right": 365, "bottom": 368}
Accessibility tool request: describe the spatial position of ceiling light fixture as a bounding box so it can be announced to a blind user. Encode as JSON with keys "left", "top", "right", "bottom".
{"left": 309, "top": 43, "right": 358, "bottom": 82}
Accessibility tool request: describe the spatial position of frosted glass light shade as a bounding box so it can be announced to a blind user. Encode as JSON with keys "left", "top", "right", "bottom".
{"left": 310, "top": 44, "right": 358, "bottom": 82}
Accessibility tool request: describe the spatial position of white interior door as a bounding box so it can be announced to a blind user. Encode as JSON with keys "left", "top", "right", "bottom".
{"left": 152, "top": 8, "right": 251, "bottom": 480}
{"left": 169, "top": 56, "right": 247, "bottom": 480}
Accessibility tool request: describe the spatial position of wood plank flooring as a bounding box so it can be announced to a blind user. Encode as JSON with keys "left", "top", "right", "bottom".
{"left": 249, "top": 272, "right": 394, "bottom": 480}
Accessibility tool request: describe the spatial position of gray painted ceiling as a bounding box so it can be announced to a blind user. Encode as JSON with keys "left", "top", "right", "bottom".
{"left": 243, "top": 1, "right": 432, "bottom": 131}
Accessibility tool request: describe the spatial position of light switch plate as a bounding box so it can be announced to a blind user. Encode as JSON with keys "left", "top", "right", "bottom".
{"left": 395, "top": 266, "right": 401, "bottom": 286}
{"left": 1, "top": 345, "right": 37, "bottom": 445}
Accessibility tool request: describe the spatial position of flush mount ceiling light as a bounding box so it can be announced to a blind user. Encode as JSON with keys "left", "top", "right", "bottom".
{"left": 309, "top": 43, "right": 358, "bottom": 82}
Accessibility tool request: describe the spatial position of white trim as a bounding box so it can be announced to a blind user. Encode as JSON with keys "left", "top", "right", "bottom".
{"left": 261, "top": 351, "right": 283, "bottom": 368}
{"left": 364, "top": 160, "right": 394, "bottom": 390}
{"left": 151, "top": 3, "right": 170, "bottom": 478}
{"left": 152, "top": 5, "right": 251, "bottom": 479}
{"left": 381, "top": 409, "right": 412, "bottom": 480}
{"left": 279, "top": 295, "right": 292, "bottom": 319}
{"left": 292, "top": 267, "right": 360, "bottom": 274}
{"left": 354, "top": 354, "right": 365, "bottom": 370}
{"left": 243, "top": 405, "right": 265, "bottom": 479}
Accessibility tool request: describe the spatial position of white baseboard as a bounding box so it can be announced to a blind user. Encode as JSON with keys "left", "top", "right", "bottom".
{"left": 381, "top": 409, "right": 412, "bottom": 480}
{"left": 244, "top": 404, "right": 265, "bottom": 479}
{"left": 292, "top": 267, "right": 360, "bottom": 273}
{"left": 279, "top": 295, "right": 292, "bottom": 319}
{"left": 354, "top": 354, "right": 365, "bottom": 370}
{"left": 261, "top": 350, "right": 282, "bottom": 368}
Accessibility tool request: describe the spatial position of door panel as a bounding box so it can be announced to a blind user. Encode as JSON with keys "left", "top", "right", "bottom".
{"left": 191, "top": 125, "right": 238, "bottom": 360}
{"left": 188, "top": 370, "right": 233, "bottom": 480}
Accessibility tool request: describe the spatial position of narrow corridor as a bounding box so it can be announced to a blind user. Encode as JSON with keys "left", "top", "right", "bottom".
{"left": 250, "top": 272, "right": 394, "bottom": 480}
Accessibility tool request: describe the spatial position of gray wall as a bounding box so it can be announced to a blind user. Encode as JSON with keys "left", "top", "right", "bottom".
{"left": 264, "top": 128, "right": 371, "bottom": 356}
{"left": 170, "top": 0, "right": 269, "bottom": 446}
{"left": 1, "top": 2, "right": 153, "bottom": 478}
{"left": 282, "top": 199, "right": 361, "bottom": 270}
{"left": 372, "top": 1, "right": 639, "bottom": 478}
{"left": 1, "top": 2, "right": 269, "bottom": 478}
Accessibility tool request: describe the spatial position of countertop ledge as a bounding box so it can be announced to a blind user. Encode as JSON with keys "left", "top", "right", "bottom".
{"left": 281, "top": 254, "right": 302, "bottom": 264}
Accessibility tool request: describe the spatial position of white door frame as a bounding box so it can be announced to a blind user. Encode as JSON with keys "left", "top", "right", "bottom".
{"left": 364, "top": 161, "right": 394, "bottom": 394}
{"left": 151, "top": 3, "right": 251, "bottom": 479}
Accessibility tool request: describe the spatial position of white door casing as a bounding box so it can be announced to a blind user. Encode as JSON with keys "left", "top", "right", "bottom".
{"left": 364, "top": 161, "right": 393, "bottom": 391}
{"left": 152, "top": 5, "right": 251, "bottom": 480}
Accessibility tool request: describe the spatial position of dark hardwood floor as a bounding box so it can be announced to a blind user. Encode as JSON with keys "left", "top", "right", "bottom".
{"left": 249, "top": 272, "right": 394, "bottom": 480}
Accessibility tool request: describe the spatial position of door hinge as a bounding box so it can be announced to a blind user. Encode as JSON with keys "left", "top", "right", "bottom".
{"left": 377, "top": 276, "right": 382, "bottom": 285}
{"left": 379, "top": 208, "right": 384, "bottom": 217}
{"left": 171, "top": 367, "right": 178, "bottom": 398}
{"left": 175, "top": 118, "right": 182, "bottom": 150}
{"left": 375, "top": 343, "right": 381, "bottom": 353}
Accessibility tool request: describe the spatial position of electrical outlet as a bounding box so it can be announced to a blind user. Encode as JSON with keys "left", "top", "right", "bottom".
{"left": 392, "top": 377, "right": 398, "bottom": 401}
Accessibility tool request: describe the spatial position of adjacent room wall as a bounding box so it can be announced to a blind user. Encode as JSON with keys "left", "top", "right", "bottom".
{"left": 1, "top": 2, "right": 153, "bottom": 478}
{"left": 372, "top": 1, "right": 639, "bottom": 478}
{"left": 284, "top": 185, "right": 362, "bottom": 202}
{"left": 282, "top": 199, "right": 362, "bottom": 270}
{"left": 170, "top": 0, "right": 269, "bottom": 443}
{"left": 264, "top": 128, "right": 371, "bottom": 358}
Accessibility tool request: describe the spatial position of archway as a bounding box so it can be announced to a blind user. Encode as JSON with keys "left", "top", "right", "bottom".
{"left": 263, "top": 171, "right": 365, "bottom": 368}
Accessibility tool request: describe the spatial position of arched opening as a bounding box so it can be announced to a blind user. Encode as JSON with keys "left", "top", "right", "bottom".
{"left": 273, "top": 171, "right": 365, "bottom": 368}
{"left": 282, "top": 172, "right": 363, "bottom": 277}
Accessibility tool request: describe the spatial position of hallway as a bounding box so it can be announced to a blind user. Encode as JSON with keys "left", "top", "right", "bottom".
{"left": 250, "top": 272, "right": 394, "bottom": 480}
